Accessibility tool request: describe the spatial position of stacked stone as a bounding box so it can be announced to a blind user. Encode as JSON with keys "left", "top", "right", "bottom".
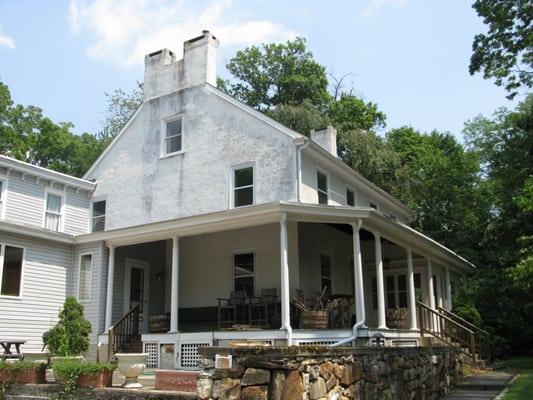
{"left": 197, "top": 346, "right": 463, "bottom": 400}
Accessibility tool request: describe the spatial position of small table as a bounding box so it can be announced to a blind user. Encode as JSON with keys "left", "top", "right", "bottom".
{"left": 0, "top": 339, "right": 26, "bottom": 356}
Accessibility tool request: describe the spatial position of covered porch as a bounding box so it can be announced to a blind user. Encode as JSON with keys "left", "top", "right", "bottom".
{"left": 87, "top": 202, "right": 470, "bottom": 369}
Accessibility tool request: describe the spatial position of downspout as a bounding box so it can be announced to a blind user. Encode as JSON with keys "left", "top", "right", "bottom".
{"left": 331, "top": 219, "right": 365, "bottom": 347}
{"left": 295, "top": 138, "right": 310, "bottom": 202}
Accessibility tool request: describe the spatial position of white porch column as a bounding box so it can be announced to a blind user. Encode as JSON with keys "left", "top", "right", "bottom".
{"left": 445, "top": 265, "right": 452, "bottom": 311}
{"left": 427, "top": 259, "right": 436, "bottom": 310}
{"left": 406, "top": 248, "right": 417, "bottom": 330}
{"left": 104, "top": 245, "right": 115, "bottom": 331}
{"left": 169, "top": 236, "right": 179, "bottom": 333}
{"left": 373, "top": 232, "right": 386, "bottom": 329}
{"left": 352, "top": 222, "right": 365, "bottom": 325}
{"left": 280, "top": 213, "right": 292, "bottom": 345}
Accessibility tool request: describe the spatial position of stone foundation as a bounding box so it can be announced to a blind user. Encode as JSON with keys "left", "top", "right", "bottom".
{"left": 198, "top": 346, "right": 463, "bottom": 400}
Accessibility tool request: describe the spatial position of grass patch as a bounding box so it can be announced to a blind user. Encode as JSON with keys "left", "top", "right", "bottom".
{"left": 499, "top": 357, "right": 533, "bottom": 400}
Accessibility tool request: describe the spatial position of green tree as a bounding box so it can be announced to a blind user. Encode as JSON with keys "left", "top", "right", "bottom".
{"left": 470, "top": 0, "right": 533, "bottom": 99}
{"left": 46, "top": 297, "right": 92, "bottom": 356}
{"left": 223, "top": 37, "right": 330, "bottom": 110}
{"left": 100, "top": 84, "right": 143, "bottom": 140}
{"left": 328, "top": 94, "right": 386, "bottom": 132}
{"left": 265, "top": 100, "right": 330, "bottom": 135}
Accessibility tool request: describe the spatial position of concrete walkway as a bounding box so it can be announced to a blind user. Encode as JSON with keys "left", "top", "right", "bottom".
{"left": 442, "top": 371, "right": 515, "bottom": 400}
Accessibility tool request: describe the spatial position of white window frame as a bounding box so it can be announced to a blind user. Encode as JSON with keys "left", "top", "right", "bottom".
{"left": 316, "top": 168, "right": 329, "bottom": 205}
{"left": 42, "top": 188, "right": 65, "bottom": 232}
{"left": 160, "top": 114, "right": 184, "bottom": 158}
{"left": 77, "top": 252, "right": 93, "bottom": 302}
{"left": 230, "top": 162, "right": 255, "bottom": 209}
{"left": 90, "top": 197, "right": 107, "bottom": 233}
{"left": 345, "top": 185, "right": 356, "bottom": 207}
{"left": 0, "top": 243, "right": 25, "bottom": 299}
{"left": 232, "top": 249, "right": 256, "bottom": 296}
{"left": 382, "top": 272, "right": 408, "bottom": 309}
{"left": 0, "top": 176, "right": 7, "bottom": 219}
{"left": 319, "top": 251, "right": 333, "bottom": 293}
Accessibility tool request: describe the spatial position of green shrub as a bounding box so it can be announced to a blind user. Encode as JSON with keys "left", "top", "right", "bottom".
{"left": 0, "top": 361, "right": 47, "bottom": 373}
{"left": 53, "top": 361, "right": 116, "bottom": 378}
{"left": 46, "top": 297, "right": 92, "bottom": 356}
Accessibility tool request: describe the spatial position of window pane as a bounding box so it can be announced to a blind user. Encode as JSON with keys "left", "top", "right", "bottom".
{"left": 321, "top": 278, "right": 332, "bottom": 294}
{"left": 399, "top": 292, "right": 408, "bottom": 308}
{"left": 79, "top": 254, "right": 92, "bottom": 301}
{"left": 46, "top": 194, "right": 61, "bottom": 213}
{"left": 234, "top": 167, "right": 253, "bottom": 188}
{"left": 318, "top": 191, "right": 328, "bottom": 205}
{"left": 45, "top": 213, "right": 60, "bottom": 231}
{"left": 414, "top": 273, "right": 422, "bottom": 301}
{"left": 346, "top": 189, "right": 355, "bottom": 206}
{"left": 234, "top": 187, "right": 253, "bottom": 207}
{"left": 397, "top": 275, "right": 406, "bottom": 291}
{"left": 235, "top": 276, "right": 254, "bottom": 297}
{"left": 386, "top": 276, "right": 395, "bottom": 292}
{"left": 92, "top": 216, "right": 105, "bottom": 232}
{"left": 234, "top": 253, "right": 254, "bottom": 276}
{"left": 317, "top": 172, "right": 327, "bottom": 191}
{"left": 92, "top": 201, "right": 106, "bottom": 217}
{"left": 166, "top": 118, "right": 182, "bottom": 137}
{"left": 0, "top": 181, "right": 3, "bottom": 197}
{"left": 320, "top": 254, "right": 331, "bottom": 277}
{"left": 1, "top": 246, "right": 23, "bottom": 296}
{"left": 166, "top": 134, "right": 182, "bottom": 154}
{"left": 387, "top": 292, "right": 396, "bottom": 308}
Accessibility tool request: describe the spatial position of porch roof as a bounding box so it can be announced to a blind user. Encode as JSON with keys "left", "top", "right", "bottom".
{"left": 74, "top": 202, "right": 475, "bottom": 272}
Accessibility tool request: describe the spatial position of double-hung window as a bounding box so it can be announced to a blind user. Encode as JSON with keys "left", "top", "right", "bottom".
{"left": 385, "top": 274, "right": 408, "bottom": 309}
{"left": 164, "top": 117, "right": 183, "bottom": 155}
{"left": 91, "top": 200, "right": 106, "bottom": 232}
{"left": 44, "top": 193, "right": 63, "bottom": 231}
{"left": 0, "top": 244, "right": 24, "bottom": 297}
{"left": 317, "top": 171, "right": 328, "bottom": 205}
{"left": 346, "top": 188, "right": 355, "bottom": 206}
{"left": 78, "top": 254, "right": 92, "bottom": 301}
{"left": 233, "top": 252, "right": 254, "bottom": 297}
{"left": 320, "top": 253, "right": 332, "bottom": 294}
{"left": 233, "top": 165, "right": 254, "bottom": 208}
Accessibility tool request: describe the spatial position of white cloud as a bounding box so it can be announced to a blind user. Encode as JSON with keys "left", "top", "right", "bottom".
{"left": 361, "top": 0, "right": 409, "bottom": 17}
{"left": 0, "top": 25, "right": 15, "bottom": 49}
{"left": 68, "top": 0, "right": 297, "bottom": 67}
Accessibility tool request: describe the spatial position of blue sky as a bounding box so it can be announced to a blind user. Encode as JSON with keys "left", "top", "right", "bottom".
{"left": 0, "top": 0, "right": 517, "bottom": 140}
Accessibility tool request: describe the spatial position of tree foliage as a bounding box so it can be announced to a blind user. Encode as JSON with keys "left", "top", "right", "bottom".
{"left": 470, "top": 0, "right": 533, "bottom": 98}
{"left": 100, "top": 84, "right": 143, "bottom": 140}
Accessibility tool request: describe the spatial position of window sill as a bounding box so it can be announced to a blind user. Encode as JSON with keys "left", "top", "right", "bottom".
{"left": 159, "top": 151, "right": 185, "bottom": 160}
{"left": 0, "top": 294, "right": 22, "bottom": 300}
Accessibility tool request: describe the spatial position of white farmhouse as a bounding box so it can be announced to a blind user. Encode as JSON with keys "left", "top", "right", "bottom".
{"left": 0, "top": 31, "right": 474, "bottom": 369}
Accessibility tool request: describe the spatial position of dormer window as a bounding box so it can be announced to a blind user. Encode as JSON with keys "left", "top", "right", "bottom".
{"left": 44, "top": 192, "right": 63, "bottom": 232}
{"left": 91, "top": 200, "right": 106, "bottom": 232}
{"left": 164, "top": 116, "right": 183, "bottom": 155}
{"left": 317, "top": 171, "right": 328, "bottom": 205}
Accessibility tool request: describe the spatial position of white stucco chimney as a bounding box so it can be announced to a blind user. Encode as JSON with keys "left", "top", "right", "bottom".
{"left": 143, "top": 31, "right": 219, "bottom": 100}
{"left": 310, "top": 126, "right": 338, "bottom": 157}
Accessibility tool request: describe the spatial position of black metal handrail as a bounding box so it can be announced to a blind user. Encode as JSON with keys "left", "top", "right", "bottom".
{"left": 108, "top": 304, "right": 141, "bottom": 361}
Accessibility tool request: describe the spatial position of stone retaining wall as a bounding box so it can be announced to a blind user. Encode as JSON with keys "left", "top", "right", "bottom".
{"left": 197, "top": 346, "right": 463, "bottom": 400}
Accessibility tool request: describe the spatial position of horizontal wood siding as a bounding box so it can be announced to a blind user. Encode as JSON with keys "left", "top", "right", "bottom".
{"left": 72, "top": 242, "right": 105, "bottom": 344}
{"left": 0, "top": 232, "right": 72, "bottom": 352}
{"left": 3, "top": 171, "right": 90, "bottom": 235}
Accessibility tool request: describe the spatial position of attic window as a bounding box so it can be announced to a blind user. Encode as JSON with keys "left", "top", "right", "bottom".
{"left": 232, "top": 165, "right": 254, "bottom": 208}
{"left": 164, "top": 117, "right": 183, "bottom": 155}
{"left": 317, "top": 171, "right": 328, "bottom": 205}
{"left": 346, "top": 188, "right": 355, "bottom": 206}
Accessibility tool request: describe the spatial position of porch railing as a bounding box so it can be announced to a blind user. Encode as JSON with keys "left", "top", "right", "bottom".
{"left": 438, "top": 306, "right": 493, "bottom": 362}
{"left": 108, "top": 304, "right": 142, "bottom": 362}
{"left": 417, "top": 302, "right": 478, "bottom": 367}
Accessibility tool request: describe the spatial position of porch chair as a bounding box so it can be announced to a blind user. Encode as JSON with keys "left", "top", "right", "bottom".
{"left": 217, "top": 290, "right": 248, "bottom": 329}
{"left": 248, "top": 288, "right": 278, "bottom": 327}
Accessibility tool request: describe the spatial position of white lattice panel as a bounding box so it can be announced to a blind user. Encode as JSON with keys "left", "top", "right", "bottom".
{"left": 179, "top": 342, "right": 211, "bottom": 368}
{"left": 144, "top": 342, "right": 159, "bottom": 368}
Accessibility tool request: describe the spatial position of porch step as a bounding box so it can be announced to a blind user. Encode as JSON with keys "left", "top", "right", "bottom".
{"left": 442, "top": 371, "right": 514, "bottom": 400}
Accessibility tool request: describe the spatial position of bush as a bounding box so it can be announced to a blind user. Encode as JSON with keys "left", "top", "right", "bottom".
{"left": 46, "top": 297, "right": 92, "bottom": 356}
{"left": 53, "top": 361, "right": 116, "bottom": 378}
{"left": 0, "top": 361, "right": 47, "bottom": 373}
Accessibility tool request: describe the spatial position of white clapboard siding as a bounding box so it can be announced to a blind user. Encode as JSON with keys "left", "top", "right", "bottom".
{"left": 71, "top": 242, "right": 105, "bottom": 345}
{"left": 3, "top": 171, "right": 90, "bottom": 235}
{"left": 0, "top": 233, "right": 72, "bottom": 353}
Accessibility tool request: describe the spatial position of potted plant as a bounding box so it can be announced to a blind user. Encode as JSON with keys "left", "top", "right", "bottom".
{"left": 0, "top": 361, "right": 47, "bottom": 384}
{"left": 386, "top": 306, "right": 408, "bottom": 328}
{"left": 293, "top": 287, "right": 340, "bottom": 329}
{"left": 46, "top": 297, "right": 92, "bottom": 365}
{"left": 53, "top": 361, "right": 116, "bottom": 388}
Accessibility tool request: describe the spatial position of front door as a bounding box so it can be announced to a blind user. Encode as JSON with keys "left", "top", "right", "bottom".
{"left": 124, "top": 259, "right": 150, "bottom": 333}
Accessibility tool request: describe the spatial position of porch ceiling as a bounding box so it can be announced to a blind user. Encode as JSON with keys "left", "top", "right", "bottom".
{"left": 73, "top": 201, "right": 474, "bottom": 271}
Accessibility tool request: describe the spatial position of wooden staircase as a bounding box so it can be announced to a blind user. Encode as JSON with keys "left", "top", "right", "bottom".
{"left": 108, "top": 304, "right": 142, "bottom": 361}
{"left": 417, "top": 302, "right": 493, "bottom": 368}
